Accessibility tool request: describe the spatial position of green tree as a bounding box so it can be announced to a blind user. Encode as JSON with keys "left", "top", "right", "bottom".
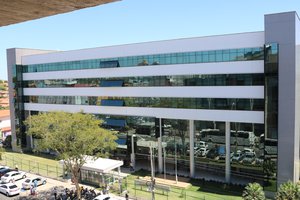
{"left": 275, "top": 181, "right": 300, "bottom": 200}
{"left": 242, "top": 182, "right": 266, "bottom": 200}
{"left": 0, "top": 147, "right": 5, "bottom": 160}
{"left": 24, "top": 111, "right": 117, "bottom": 199}
{"left": 171, "top": 120, "right": 188, "bottom": 157}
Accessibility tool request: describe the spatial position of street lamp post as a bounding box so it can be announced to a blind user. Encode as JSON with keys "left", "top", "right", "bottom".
{"left": 163, "top": 147, "right": 166, "bottom": 179}
{"left": 134, "top": 135, "right": 156, "bottom": 200}
{"left": 131, "top": 134, "right": 135, "bottom": 171}
{"left": 149, "top": 142, "right": 155, "bottom": 200}
{"left": 174, "top": 134, "right": 178, "bottom": 184}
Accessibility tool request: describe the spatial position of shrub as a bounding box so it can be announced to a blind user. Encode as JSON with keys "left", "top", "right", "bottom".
{"left": 275, "top": 181, "right": 300, "bottom": 200}
{"left": 242, "top": 182, "right": 265, "bottom": 200}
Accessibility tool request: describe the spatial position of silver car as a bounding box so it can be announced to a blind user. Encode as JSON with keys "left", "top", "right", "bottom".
{"left": 22, "top": 177, "right": 47, "bottom": 189}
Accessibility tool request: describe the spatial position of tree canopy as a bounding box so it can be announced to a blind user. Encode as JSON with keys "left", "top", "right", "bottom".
{"left": 24, "top": 111, "right": 117, "bottom": 199}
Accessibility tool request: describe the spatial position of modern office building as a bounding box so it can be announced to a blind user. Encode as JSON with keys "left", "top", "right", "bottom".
{"left": 7, "top": 11, "right": 300, "bottom": 191}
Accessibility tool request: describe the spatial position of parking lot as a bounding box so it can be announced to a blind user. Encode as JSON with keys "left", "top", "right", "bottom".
{"left": 0, "top": 171, "right": 74, "bottom": 200}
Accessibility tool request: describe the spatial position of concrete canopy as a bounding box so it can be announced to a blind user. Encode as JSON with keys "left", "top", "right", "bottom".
{"left": 0, "top": 0, "right": 119, "bottom": 27}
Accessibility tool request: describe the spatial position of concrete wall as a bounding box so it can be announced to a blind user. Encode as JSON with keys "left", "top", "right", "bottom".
{"left": 265, "top": 11, "right": 300, "bottom": 185}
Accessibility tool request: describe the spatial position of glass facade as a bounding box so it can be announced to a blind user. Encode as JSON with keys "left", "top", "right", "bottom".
{"left": 24, "top": 96, "right": 264, "bottom": 111}
{"left": 263, "top": 43, "right": 278, "bottom": 191}
{"left": 18, "top": 42, "right": 279, "bottom": 188}
{"left": 13, "top": 65, "right": 26, "bottom": 147}
{"left": 230, "top": 122, "right": 264, "bottom": 184}
{"left": 194, "top": 121, "right": 226, "bottom": 178}
{"left": 23, "top": 74, "right": 264, "bottom": 88}
{"left": 23, "top": 47, "right": 264, "bottom": 73}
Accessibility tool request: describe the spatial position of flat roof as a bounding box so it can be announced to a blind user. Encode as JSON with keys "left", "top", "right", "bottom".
{"left": 0, "top": 110, "right": 10, "bottom": 118}
{"left": 60, "top": 156, "right": 123, "bottom": 173}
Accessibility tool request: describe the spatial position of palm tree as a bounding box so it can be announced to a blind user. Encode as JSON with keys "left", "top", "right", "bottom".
{"left": 242, "top": 182, "right": 266, "bottom": 200}
{"left": 275, "top": 181, "right": 300, "bottom": 200}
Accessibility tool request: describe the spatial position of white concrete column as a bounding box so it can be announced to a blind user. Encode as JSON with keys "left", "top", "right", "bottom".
{"left": 158, "top": 118, "right": 163, "bottom": 173}
{"left": 189, "top": 120, "right": 195, "bottom": 178}
{"left": 225, "top": 121, "right": 231, "bottom": 183}
{"left": 130, "top": 135, "right": 135, "bottom": 170}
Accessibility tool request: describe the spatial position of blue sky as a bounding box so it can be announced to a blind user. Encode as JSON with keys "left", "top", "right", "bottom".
{"left": 1, "top": 0, "right": 300, "bottom": 80}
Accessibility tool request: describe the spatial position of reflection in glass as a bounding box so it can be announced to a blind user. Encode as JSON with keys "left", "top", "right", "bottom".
{"left": 23, "top": 46, "right": 264, "bottom": 73}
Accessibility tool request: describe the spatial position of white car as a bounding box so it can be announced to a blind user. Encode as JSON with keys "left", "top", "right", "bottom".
{"left": 198, "top": 141, "right": 208, "bottom": 148}
{"left": 195, "top": 147, "right": 209, "bottom": 157}
{"left": 0, "top": 183, "right": 19, "bottom": 196}
{"left": 1, "top": 171, "right": 26, "bottom": 183}
{"left": 22, "top": 177, "right": 47, "bottom": 189}
{"left": 93, "top": 195, "right": 118, "bottom": 200}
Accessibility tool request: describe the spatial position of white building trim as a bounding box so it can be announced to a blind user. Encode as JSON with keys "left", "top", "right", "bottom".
{"left": 24, "top": 103, "right": 264, "bottom": 124}
{"left": 23, "top": 86, "right": 264, "bottom": 99}
{"left": 22, "top": 61, "right": 264, "bottom": 81}
{"left": 22, "top": 32, "right": 264, "bottom": 65}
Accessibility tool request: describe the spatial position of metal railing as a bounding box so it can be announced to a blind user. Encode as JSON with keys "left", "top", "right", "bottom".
{"left": 0, "top": 154, "right": 64, "bottom": 180}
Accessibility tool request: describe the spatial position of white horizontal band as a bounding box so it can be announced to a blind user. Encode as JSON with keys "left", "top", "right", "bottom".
{"left": 22, "top": 32, "right": 264, "bottom": 65}
{"left": 22, "top": 61, "right": 264, "bottom": 81}
{"left": 24, "top": 103, "right": 264, "bottom": 124}
{"left": 23, "top": 86, "right": 264, "bottom": 99}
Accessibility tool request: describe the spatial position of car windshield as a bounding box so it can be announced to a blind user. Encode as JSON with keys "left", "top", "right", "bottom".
{"left": 9, "top": 185, "right": 17, "bottom": 189}
{"left": 25, "top": 179, "right": 31, "bottom": 183}
{"left": 3, "top": 174, "right": 9, "bottom": 177}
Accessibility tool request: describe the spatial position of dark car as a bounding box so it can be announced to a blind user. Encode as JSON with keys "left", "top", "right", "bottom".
{"left": 206, "top": 148, "right": 218, "bottom": 159}
{"left": 0, "top": 168, "right": 14, "bottom": 178}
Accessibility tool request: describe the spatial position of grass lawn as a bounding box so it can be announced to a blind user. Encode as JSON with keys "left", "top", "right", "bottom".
{"left": 0, "top": 151, "right": 243, "bottom": 199}
{"left": 0, "top": 151, "right": 63, "bottom": 179}
{"left": 110, "top": 170, "right": 243, "bottom": 200}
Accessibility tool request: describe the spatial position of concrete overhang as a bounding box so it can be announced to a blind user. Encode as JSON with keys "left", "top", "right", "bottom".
{"left": 0, "top": 0, "right": 119, "bottom": 27}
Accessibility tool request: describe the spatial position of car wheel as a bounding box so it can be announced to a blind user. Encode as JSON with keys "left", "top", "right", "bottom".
{"left": 42, "top": 180, "right": 46, "bottom": 185}
{"left": 6, "top": 192, "right": 9, "bottom": 197}
{"left": 22, "top": 175, "right": 26, "bottom": 179}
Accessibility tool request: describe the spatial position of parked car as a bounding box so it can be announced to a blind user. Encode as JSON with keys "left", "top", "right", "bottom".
{"left": 196, "top": 147, "right": 209, "bottom": 157}
{"left": 93, "top": 195, "right": 118, "bottom": 200}
{"left": 0, "top": 166, "right": 8, "bottom": 171}
{"left": 0, "top": 183, "right": 19, "bottom": 196}
{"left": 206, "top": 148, "right": 218, "bottom": 159}
{"left": 231, "top": 150, "right": 244, "bottom": 162}
{"left": 242, "top": 152, "right": 256, "bottom": 164}
{"left": 1, "top": 171, "right": 26, "bottom": 183}
{"left": 243, "top": 148, "right": 255, "bottom": 155}
{"left": 187, "top": 146, "right": 200, "bottom": 155}
{"left": 255, "top": 155, "right": 264, "bottom": 166}
{"left": 0, "top": 168, "right": 14, "bottom": 178}
{"left": 197, "top": 141, "right": 208, "bottom": 148}
{"left": 218, "top": 146, "right": 226, "bottom": 160}
{"left": 22, "top": 177, "right": 47, "bottom": 189}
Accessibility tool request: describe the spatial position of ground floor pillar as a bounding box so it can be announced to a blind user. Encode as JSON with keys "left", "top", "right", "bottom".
{"left": 189, "top": 120, "right": 195, "bottom": 178}
{"left": 158, "top": 118, "right": 163, "bottom": 173}
{"left": 225, "top": 121, "right": 231, "bottom": 183}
